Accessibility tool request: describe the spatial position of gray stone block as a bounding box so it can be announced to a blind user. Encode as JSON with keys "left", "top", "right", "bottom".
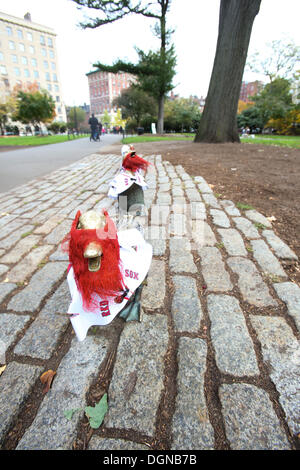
{"left": 0, "top": 362, "right": 43, "bottom": 444}
{"left": 17, "top": 336, "right": 108, "bottom": 450}
{"left": 198, "top": 247, "right": 232, "bottom": 292}
{"left": 262, "top": 230, "right": 298, "bottom": 260}
{"left": 105, "top": 314, "right": 168, "bottom": 435}
{"left": 220, "top": 383, "right": 290, "bottom": 449}
{"left": 171, "top": 338, "right": 214, "bottom": 450}
{"left": 273, "top": 282, "right": 300, "bottom": 331}
{"left": 250, "top": 316, "right": 300, "bottom": 435}
{"left": 207, "top": 294, "right": 259, "bottom": 376}
{"left": 172, "top": 276, "right": 203, "bottom": 332}
{"left": 218, "top": 228, "right": 247, "bottom": 256}
{"left": 227, "top": 257, "right": 277, "bottom": 307}
{"left": 250, "top": 239, "right": 287, "bottom": 278}
{"left": 8, "top": 262, "right": 68, "bottom": 312}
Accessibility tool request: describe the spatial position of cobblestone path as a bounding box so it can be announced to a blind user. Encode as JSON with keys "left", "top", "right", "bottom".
{"left": 0, "top": 153, "right": 299, "bottom": 450}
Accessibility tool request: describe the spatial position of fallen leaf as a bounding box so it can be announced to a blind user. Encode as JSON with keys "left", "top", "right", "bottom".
{"left": 267, "top": 216, "right": 276, "bottom": 222}
{"left": 0, "top": 365, "right": 6, "bottom": 376}
{"left": 40, "top": 369, "right": 56, "bottom": 394}
{"left": 64, "top": 408, "right": 82, "bottom": 420}
{"left": 85, "top": 393, "right": 108, "bottom": 429}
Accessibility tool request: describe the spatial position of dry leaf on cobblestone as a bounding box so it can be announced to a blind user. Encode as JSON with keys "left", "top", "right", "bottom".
{"left": 0, "top": 365, "right": 6, "bottom": 376}
{"left": 40, "top": 369, "right": 56, "bottom": 394}
{"left": 267, "top": 216, "right": 276, "bottom": 222}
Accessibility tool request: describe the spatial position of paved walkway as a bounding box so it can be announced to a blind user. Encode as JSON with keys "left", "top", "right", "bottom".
{"left": 0, "top": 152, "right": 299, "bottom": 450}
{"left": 0, "top": 134, "right": 122, "bottom": 192}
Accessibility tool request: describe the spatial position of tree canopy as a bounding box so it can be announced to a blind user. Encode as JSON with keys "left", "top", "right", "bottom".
{"left": 13, "top": 89, "right": 56, "bottom": 127}
{"left": 113, "top": 85, "right": 157, "bottom": 127}
{"left": 247, "top": 38, "right": 300, "bottom": 82}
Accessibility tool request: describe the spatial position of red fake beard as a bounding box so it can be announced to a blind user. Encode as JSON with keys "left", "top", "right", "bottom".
{"left": 62, "top": 211, "right": 125, "bottom": 311}
{"left": 122, "top": 152, "right": 150, "bottom": 173}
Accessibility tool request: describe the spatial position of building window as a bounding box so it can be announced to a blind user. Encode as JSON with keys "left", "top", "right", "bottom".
{"left": 11, "top": 54, "right": 18, "bottom": 63}
{"left": 48, "top": 37, "right": 53, "bottom": 47}
{"left": 27, "top": 32, "right": 33, "bottom": 41}
{"left": 6, "top": 26, "right": 13, "bottom": 36}
{"left": 45, "top": 72, "right": 50, "bottom": 81}
{"left": 41, "top": 48, "right": 46, "bottom": 57}
{"left": 17, "top": 29, "right": 23, "bottom": 39}
{"left": 21, "top": 56, "right": 28, "bottom": 65}
{"left": 0, "top": 52, "right": 4, "bottom": 61}
{"left": 51, "top": 62, "right": 56, "bottom": 71}
{"left": 49, "top": 50, "right": 54, "bottom": 59}
{"left": 0, "top": 65, "right": 7, "bottom": 75}
{"left": 29, "top": 45, "right": 35, "bottom": 54}
{"left": 47, "top": 83, "right": 52, "bottom": 91}
{"left": 43, "top": 60, "right": 49, "bottom": 69}
{"left": 56, "top": 96, "right": 60, "bottom": 102}
{"left": 19, "top": 43, "right": 25, "bottom": 52}
{"left": 31, "top": 58, "right": 37, "bottom": 67}
{"left": 54, "top": 84, "right": 59, "bottom": 92}
{"left": 40, "top": 35, "right": 45, "bottom": 45}
{"left": 53, "top": 73, "right": 57, "bottom": 82}
{"left": 9, "top": 41, "right": 15, "bottom": 50}
{"left": 33, "top": 70, "right": 39, "bottom": 79}
{"left": 24, "top": 69, "right": 30, "bottom": 78}
{"left": 14, "top": 67, "right": 21, "bottom": 76}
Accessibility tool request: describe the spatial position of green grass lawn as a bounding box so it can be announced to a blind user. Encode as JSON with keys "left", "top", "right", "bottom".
{"left": 240, "top": 135, "right": 300, "bottom": 149}
{"left": 122, "top": 133, "right": 194, "bottom": 144}
{"left": 0, "top": 134, "right": 89, "bottom": 146}
{"left": 123, "top": 133, "right": 300, "bottom": 149}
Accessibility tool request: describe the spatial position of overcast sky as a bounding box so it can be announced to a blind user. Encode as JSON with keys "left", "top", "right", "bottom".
{"left": 1, "top": 0, "right": 299, "bottom": 106}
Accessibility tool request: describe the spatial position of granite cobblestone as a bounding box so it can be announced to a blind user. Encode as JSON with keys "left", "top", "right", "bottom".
{"left": 0, "top": 152, "right": 298, "bottom": 450}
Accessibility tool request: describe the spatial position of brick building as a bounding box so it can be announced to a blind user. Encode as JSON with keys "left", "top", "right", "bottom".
{"left": 86, "top": 69, "right": 136, "bottom": 120}
{"left": 239, "top": 80, "right": 263, "bottom": 103}
{"left": 0, "top": 11, "right": 66, "bottom": 122}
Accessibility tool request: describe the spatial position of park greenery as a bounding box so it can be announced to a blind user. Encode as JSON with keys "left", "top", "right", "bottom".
{"left": 0, "top": 2, "right": 299, "bottom": 142}
{"left": 73, "top": 0, "right": 176, "bottom": 134}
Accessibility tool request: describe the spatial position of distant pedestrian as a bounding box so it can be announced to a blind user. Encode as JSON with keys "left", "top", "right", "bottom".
{"left": 98, "top": 121, "right": 103, "bottom": 141}
{"left": 88, "top": 114, "right": 99, "bottom": 141}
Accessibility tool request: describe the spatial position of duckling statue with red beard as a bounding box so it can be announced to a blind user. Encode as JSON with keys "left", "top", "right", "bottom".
{"left": 108, "top": 145, "right": 150, "bottom": 216}
{"left": 62, "top": 209, "right": 152, "bottom": 341}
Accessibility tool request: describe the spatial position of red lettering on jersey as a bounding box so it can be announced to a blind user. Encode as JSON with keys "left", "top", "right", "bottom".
{"left": 100, "top": 300, "right": 110, "bottom": 317}
{"left": 125, "top": 270, "right": 139, "bottom": 281}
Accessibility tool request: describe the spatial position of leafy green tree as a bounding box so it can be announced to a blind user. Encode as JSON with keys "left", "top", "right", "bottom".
{"left": 164, "top": 98, "right": 202, "bottom": 132}
{"left": 13, "top": 90, "right": 56, "bottom": 129}
{"left": 195, "top": 0, "right": 261, "bottom": 143}
{"left": 67, "top": 106, "right": 86, "bottom": 129}
{"left": 237, "top": 106, "right": 265, "bottom": 131}
{"left": 253, "top": 77, "right": 294, "bottom": 123}
{"left": 102, "top": 109, "right": 111, "bottom": 129}
{"left": 71, "top": 0, "right": 176, "bottom": 133}
{"left": 113, "top": 86, "right": 157, "bottom": 127}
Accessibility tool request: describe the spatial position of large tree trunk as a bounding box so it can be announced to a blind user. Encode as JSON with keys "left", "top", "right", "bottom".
{"left": 194, "top": 0, "right": 261, "bottom": 143}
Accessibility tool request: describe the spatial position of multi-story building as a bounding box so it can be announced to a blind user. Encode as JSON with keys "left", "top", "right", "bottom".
{"left": 239, "top": 80, "right": 263, "bottom": 103}
{"left": 0, "top": 11, "right": 66, "bottom": 122}
{"left": 86, "top": 69, "right": 136, "bottom": 120}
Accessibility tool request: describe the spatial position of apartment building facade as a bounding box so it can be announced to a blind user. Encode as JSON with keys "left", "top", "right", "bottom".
{"left": 0, "top": 11, "right": 66, "bottom": 122}
{"left": 87, "top": 69, "right": 136, "bottom": 120}
{"left": 239, "top": 80, "right": 263, "bottom": 103}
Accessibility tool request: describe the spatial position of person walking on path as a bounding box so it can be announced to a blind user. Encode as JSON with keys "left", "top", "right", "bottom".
{"left": 98, "top": 121, "right": 103, "bottom": 141}
{"left": 88, "top": 114, "right": 99, "bottom": 141}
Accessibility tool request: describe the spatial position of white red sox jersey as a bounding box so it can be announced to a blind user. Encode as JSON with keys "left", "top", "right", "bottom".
{"left": 108, "top": 168, "right": 148, "bottom": 199}
{"left": 67, "top": 228, "right": 153, "bottom": 341}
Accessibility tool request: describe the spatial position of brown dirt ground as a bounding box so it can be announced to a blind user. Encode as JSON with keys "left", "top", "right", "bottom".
{"left": 117, "top": 140, "right": 300, "bottom": 285}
